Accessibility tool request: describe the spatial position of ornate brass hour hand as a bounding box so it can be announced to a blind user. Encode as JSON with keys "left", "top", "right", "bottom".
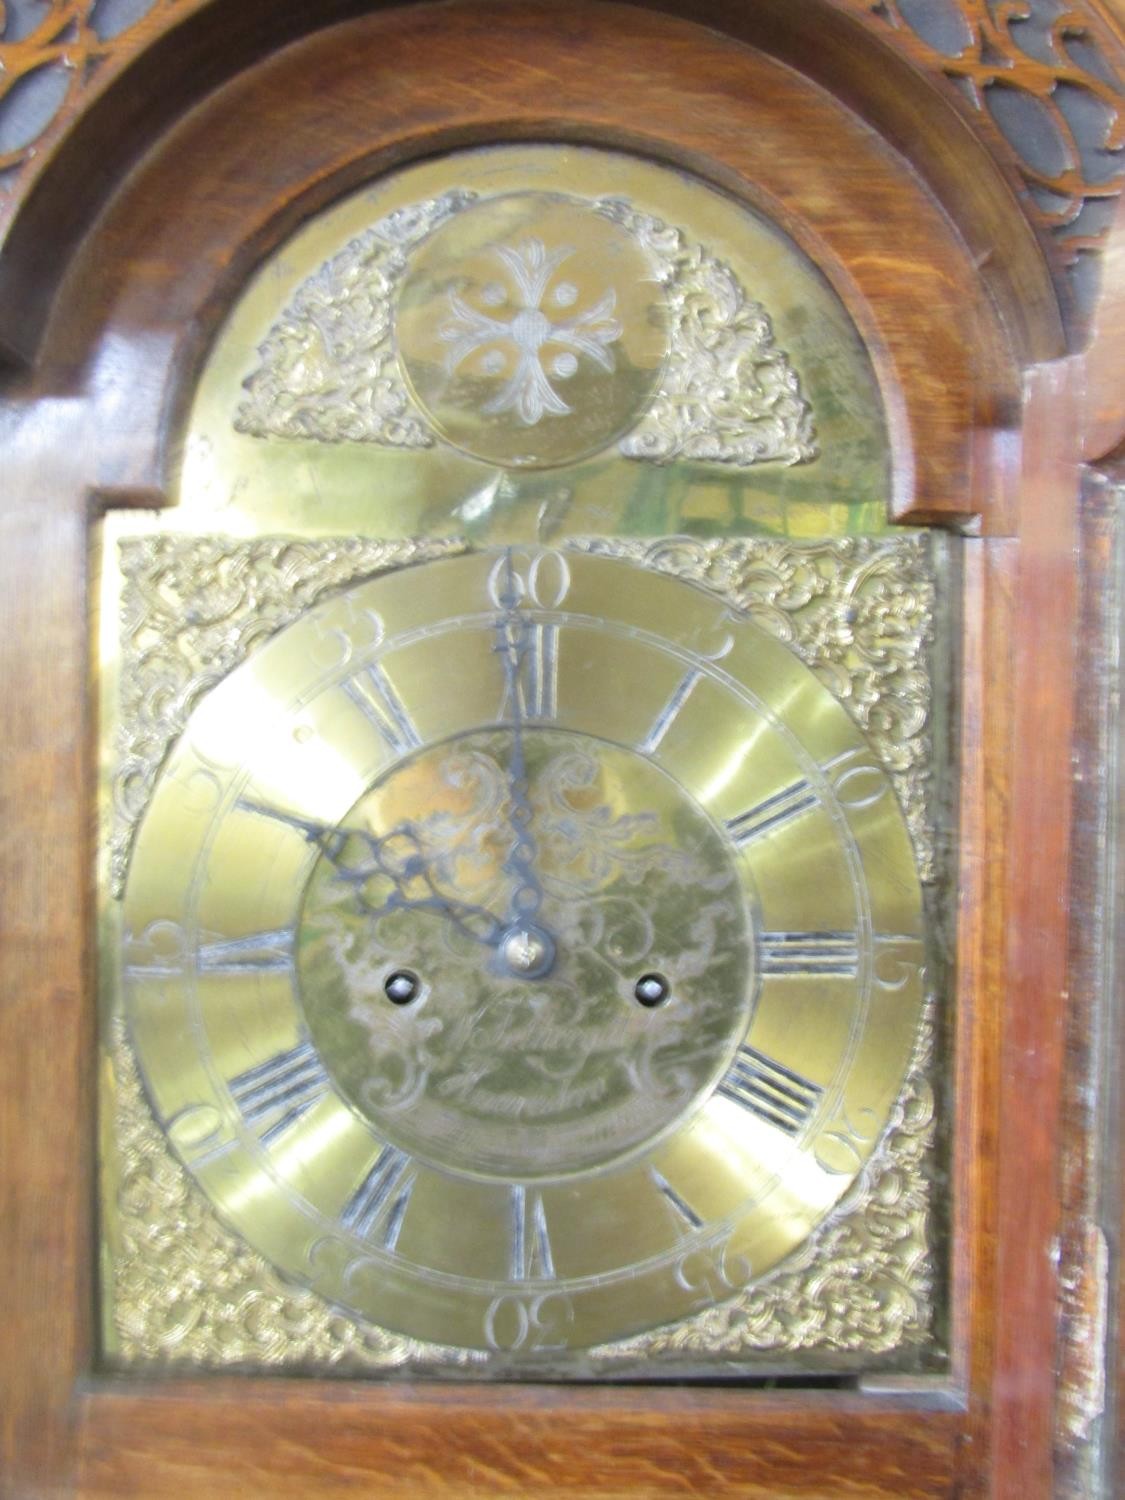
{"left": 491, "top": 552, "right": 558, "bottom": 980}
{"left": 240, "top": 800, "right": 503, "bottom": 950}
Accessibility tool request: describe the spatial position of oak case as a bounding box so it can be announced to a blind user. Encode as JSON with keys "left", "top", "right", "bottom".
{"left": 1, "top": 1, "right": 1123, "bottom": 1496}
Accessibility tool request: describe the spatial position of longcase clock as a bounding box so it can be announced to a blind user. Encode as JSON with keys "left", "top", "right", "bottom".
{"left": 1, "top": 1, "right": 1123, "bottom": 1496}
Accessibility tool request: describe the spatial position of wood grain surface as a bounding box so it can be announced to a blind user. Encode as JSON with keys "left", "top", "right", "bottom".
{"left": 0, "top": 2, "right": 1119, "bottom": 1497}
{"left": 76, "top": 1383, "right": 962, "bottom": 1499}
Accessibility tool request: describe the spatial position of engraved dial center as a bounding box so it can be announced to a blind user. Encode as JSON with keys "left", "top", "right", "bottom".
{"left": 297, "top": 728, "right": 755, "bottom": 1181}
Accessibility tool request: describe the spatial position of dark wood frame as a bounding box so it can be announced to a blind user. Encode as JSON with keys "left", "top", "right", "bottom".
{"left": 1, "top": 3, "right": 1122, "bottom": 1496}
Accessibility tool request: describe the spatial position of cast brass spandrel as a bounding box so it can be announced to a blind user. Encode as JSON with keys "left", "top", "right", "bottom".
{"left": 100, "top": 537, "right": 942, "bottom": 1374}
{"left": 180, "top": 145, "right": 888, "bottom": 544}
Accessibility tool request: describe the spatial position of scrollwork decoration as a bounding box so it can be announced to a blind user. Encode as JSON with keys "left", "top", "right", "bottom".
{"left": 234, "top": 190, "right": 818, "bottom": 470}
{"left": 108, "top": 1019, "right": 474, "bottom": 1371}
{"left": 234, "top": 192, "right": 477, "bottom": 447}
{"left": 569, "top": 533, "right": 936, "bottom": 880}
{"left": 109, "top": 534, "right": 465, "bottom": 893}
{"left": 594, "top": 1000, "right": 936, "bottom": 1361}
{"left": 594, "top": 199, "right": 818, "bottom": 467}
{"left": 109, "top": 531, "right": 938, "bottom": 1365}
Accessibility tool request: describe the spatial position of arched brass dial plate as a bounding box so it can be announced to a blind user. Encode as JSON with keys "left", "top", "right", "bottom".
{"left": 182, "top": 143, "right": 891, "bottom": 542}
{"left": 122, "top": 548, "right": 925, "bottom": 1356}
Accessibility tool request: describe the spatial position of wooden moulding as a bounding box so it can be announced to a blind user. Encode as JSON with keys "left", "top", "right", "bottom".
{"left": 23, "top": 1, "right": 1024, "bottom": 528}
{"left": 0, "top": 0, "right": 1063, "bottom": 381}
{"left": 0, "top": 2, "right": 1106, "bottom": 1497}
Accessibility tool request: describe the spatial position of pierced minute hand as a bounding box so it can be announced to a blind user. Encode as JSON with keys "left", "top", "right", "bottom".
{"left": 492, "top": 552, "right": 557, "bottom": 980}
{"left": 239, "top": 799, "right": 503, "bottom": 949}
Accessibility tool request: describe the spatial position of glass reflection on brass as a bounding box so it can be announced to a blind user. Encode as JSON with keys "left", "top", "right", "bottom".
{"left": 299, "top": 730, "right": 752, "bottom": 1180}
{"left": 180, "top": 144, "right": 891, "bottom": 543}
{"left": 120, "top": 548, "right": 926, "bottom": 1357}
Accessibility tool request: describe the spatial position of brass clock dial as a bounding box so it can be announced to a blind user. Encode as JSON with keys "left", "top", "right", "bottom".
{"left": 122, "top": 547, "right": 926, "bottom": 1358}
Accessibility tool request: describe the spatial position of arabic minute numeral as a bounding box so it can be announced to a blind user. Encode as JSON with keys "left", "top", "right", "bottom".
{"left": 484, "top": 1291, "right": 574, "bottom": 1353}
{"left": 873, "top": 934, "right": 925, "bottom": 991}
{"left": 674, "top": 1234, "right": 754, "bottom": 1308}
{"left": 717, "top": 1045, "right": 824, "bottom": 1135}
{"left": 820, "top": 747, "right": 888, "bottom": 809}
{"left": 227, "top": 1040, "right": 330, "bottom": 1145}
{"left": 487, "top": 548, "right": 571, "bottom": 610}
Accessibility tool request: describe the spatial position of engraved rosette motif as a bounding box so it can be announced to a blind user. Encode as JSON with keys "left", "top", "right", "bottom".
{"left": 234, "top": 190, "right": 818, "bottom": 471}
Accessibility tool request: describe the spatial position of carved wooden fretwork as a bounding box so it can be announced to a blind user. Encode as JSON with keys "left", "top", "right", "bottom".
{"left": 2, "top": 0, "right": 1121, "bottom": 329}
{"left": 842, "top": 0, "right": 1124, "bottom": 316}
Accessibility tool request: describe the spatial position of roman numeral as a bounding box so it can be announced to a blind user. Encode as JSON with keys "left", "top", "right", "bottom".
{"left": 228, "top": 1040, "right": 330, "bottom": 1145}
{"left": 725, "top": 778, "right": 818, "bottom": 845}
{"left": 198, "top": 927, "right": 295, "bottom": 974}
{"left": 650, "top": 1166, "right": 703, "bottom": 1231}
{"left": 341, "top": 1145, "right": 415, "bottom": 1250}
{"left": 345, "top": 663, "right": 420, "bottom": 755}
{"left": 498, "top": 622, "right": 559, "bottom": 721}
{"left": 510, "top": 1184, "right": 555, "bottom": 1280}
{"left": 640, "top": 669, "right": 702, "bottom": 755}
{"left": 760, "top": 931, "right": 859, "bottom": 977}
{"left": 717, "top": 1046, "right": 824, "bottom": 1136}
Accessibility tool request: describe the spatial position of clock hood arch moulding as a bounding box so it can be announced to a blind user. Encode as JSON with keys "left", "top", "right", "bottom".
{"left": 0, "top": 0, "right": 1082, "bottom": 533}
{"left": 2, "top": 0, "right": 1122, "bottom": 370}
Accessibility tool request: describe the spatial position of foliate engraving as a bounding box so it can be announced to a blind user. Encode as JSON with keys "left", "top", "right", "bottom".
{"left": 594, "top": 198, "right": 819, "bottom": 467}
{"left": 438, "top": 237, "right": 623, "bottom": 425}
{"left": 107, "top": 1021, "right": 469, "bottom": 1371}
{"left": 234, "top": 190, "right": 817, "bottom": 469}
{"left": 298, "top": 730, "right": 753, "bottom": 1181}
{"left": 109, "top": 533, "right": 936, "bottom": 1363}
{"left": 394, "top": 194, "right": 667, "bottom": 467}
{"left": 595, "top": 1000, "right": 936, "bottom": 1360}
{"left": 234, "top": 191, "right": 476, "bottom": 446}
{"left": 110, "top": 534, "right": 463, "bottom": 893}
{"left": 569, "top": 533, "right": 936, "bottom": 880}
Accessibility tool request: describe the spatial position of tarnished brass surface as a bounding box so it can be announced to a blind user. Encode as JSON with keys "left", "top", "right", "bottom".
{"left": 299, "top": 730, "right": 753, "bottom": 1181}
{"left": 111, "top": 545, "right": 929, "bottom": 1362}
{"left": 184, "top": 144, "right": 889, "bottom": 540}
{"left": 100, "top": 141, "right": 939, "bottom": 1376}
{"left": 107, "top": 536, "right": 464, "bottom": 894}
{"left": 571, "top": 534, "right": 937, "bottom": 880}
{"left": 108, "top": 1000, "right": 934, "bottom": 1371}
